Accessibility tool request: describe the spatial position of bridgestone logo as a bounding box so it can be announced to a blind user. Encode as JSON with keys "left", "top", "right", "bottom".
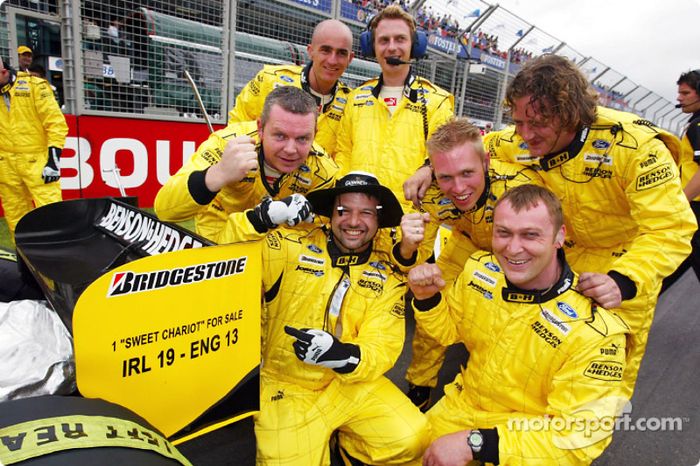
{"left": 108, "top": 257, "right": 247, "bottom": 297}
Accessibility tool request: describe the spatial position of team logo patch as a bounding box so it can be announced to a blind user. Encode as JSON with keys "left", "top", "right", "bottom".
{"left": 591, "top": 139, "right": 610, "bottom": 149}
{"left": 337, "top": 97, "right": 347, "bottom": 104}
{"left": 295, "top": 265, "right": 324, "bottom": 277}
{"left": 356, "top": 93, "right": 372, "bottom": 100}
{"left": 472, "top": 270, "right": 496, "bottom": 287}
{"left": 299, "top": 254, "right": 325, "bottom": 266}
{"left": 369, "top": 261, "right": 386, "bottom": 271}
{"left": 299, "top": 164, "right": 310, "bottom": 173}
{"left": 390, "top": 302, "right": 405, "bottom": 318}
{"left": 266, "top": 234, "right": 282, "bottom": 250}
{"left": 365, "top": 101, "right": 374, "bottom": 106}
{"left": 556, "top": 301, "right": 578, "bottom": 318}
{"left": 358, "top": 279, "right": 383, "bottom": 293}
{"left": 332, "top": 104, "right": 344, "bottom": 111}
{"left": 484, "top": 261, "right": 500, "bottom": 272}
{"left": 468, "top": 281, "right": 493, "bottom": 300}
{"left": 307, "top": 244, "right": 322, "bottom": 253}
{"left": 361, "top": 85, "right": 373, "bottom": 91}
{"left": 438, "top": 197, "right": 452, "bottom": 205}
{"left": 583, "top": 152, "right": 613, "bottom": 165}
{"left": 540, "top": 308, "right": 571, "bottom": 335}
{"left": 362, "top": 270, "right": 387, "bottom": 281}
{"left": 519, "top": 142, "right": 529, "bottom": 150}
{"left": 584, "top": 361, "right": 624, "bottom": 381}
{"left": 635, "top": 163, "right": 673, "bottom": 191}
{"left": 279, "top": 75, "right": 294, "bottom": 83}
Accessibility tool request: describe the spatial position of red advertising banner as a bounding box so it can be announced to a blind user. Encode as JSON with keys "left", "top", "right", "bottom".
{"left": 59, "top": 115, "right": 223, "bottom": 206}
{"left": 0, "top": 114, "right": 223, "bottom": 216}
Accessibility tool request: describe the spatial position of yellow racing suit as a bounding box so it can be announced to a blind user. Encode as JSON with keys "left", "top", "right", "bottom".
{"left": 484, "top": 106, "right": 697, "bottom": 398}
{"left": 251, "top": 227, "right": 428, "bottom": 465}
{"left": 406, "top": 160, "right": 543, "bottom": 388}
{"left": 335, "top": 72, "right": 454, "bottom": 214}
{"left": 0, "top": 71, "right": 67, "bottom": 236}
{"left": 154, "top": 120, "right": 338, "bottom": 243}
{"left": 228, "top": 63, "right": 351, "bottom": 156}
{"left": 414, "top": 252, "right": 630, "bottom": 465}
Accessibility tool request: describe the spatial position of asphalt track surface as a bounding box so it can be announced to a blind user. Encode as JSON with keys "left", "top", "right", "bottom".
{"left": 179, "top": 270, "right": 700, "bottom": 465}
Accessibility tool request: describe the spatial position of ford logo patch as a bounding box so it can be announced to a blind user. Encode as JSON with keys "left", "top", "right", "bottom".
{"left": 557, "top": 301, "right": 578, "bottom": 318}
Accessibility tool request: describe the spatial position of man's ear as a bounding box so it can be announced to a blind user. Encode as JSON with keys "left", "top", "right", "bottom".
{"left": 555, "top": 225, "right": 565, "bottom": 248}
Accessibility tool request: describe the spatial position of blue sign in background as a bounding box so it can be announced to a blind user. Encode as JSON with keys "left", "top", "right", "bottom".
{"left": 290, "top": 0, "right": 332, "bottom": 14}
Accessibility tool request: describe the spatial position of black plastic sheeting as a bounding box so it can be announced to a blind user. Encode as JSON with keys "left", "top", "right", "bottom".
{"left": 14, "top": 198, "right": 212, "bottom": 333}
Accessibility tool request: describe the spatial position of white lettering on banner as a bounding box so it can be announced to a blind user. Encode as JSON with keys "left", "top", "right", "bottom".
{"left": 428, "top": 35, "right": 459, "bottom": 54}
{"left": 101, "top": 138, "right": 149, "bottom": 189}
{"left": 98, "top": 203, "right": 205, "bottom": 254}
{"left": 481, "top": 54, "right": 506, "bottom": 70}
{"left": 156, "top": 140, "right": 197, "bottom": 185}
{"left": 61, "top": 137, "right": 94, "bottom": 189}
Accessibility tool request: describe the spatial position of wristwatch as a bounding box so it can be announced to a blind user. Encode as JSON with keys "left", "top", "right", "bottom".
{"left": 467, "top": 429, "right": 484, "bottom": 460}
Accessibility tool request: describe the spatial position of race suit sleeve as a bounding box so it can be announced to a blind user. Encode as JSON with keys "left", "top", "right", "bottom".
{"left": 613, "top": 137, "right": 697, "bottom": 295}
{"left": 412, "top": 266, "right": 473, "bottom": 348}
{"left": 435, "top": 231, "right": 478, "bottom": 285}
{"left": 340, "top": 280, "right": 408, "bottom": 383}
{"left": 496, "top": 330, "right": 628, "bottom": 465}
{"left": 227, "top": 68, "right": 268, "bottom": 124}
{"left": 154, "top": 131, "right": 227, "bottom": 222}
{"left": 35, "top": 79, "right": 68, "bottom": 149}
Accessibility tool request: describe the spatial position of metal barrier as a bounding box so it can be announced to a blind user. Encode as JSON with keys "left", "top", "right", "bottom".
{"left": 0, "top": 0, "right": 688, "bottom": 135}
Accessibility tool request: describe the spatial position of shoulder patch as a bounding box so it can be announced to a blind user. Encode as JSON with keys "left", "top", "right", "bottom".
{"left": 265, "top": 232, "right": 282, "bottom": 250}
{"left": 583, "top": 360, "right": 624, "bottom": 381}
{"left": 635, "top": 163, "right": 674, "bottom": 191}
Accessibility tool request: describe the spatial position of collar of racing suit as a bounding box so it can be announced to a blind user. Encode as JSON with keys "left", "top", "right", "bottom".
{"left": 537, "top": 126, "right": 590, "bottom": 171}
{"left": 301, "top": 61, "right": 339, "bottom": 114}
{"left": 0, "top": 67, "right": 17, "bottom": 95}
{"left": 372, "top": 69, "right": 421, "bottom": 103}
{"left": 501, "top": 249, "right": 575, "bottom": 304}
{"left": 327, "top": 232, "right": 372, "bottom": 268}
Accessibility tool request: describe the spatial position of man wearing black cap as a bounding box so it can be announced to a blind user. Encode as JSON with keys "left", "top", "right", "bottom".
{"left": 222, "top": 171, "right": 429, "bottom": 465}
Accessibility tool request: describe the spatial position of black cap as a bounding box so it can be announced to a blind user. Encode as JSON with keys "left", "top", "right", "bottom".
{"left": 306, "top": 171, "right": 403, "bottom": 228}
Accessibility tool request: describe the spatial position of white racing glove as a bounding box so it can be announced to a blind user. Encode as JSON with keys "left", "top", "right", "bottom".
{"left": 42, "top": 147, "right": 61, "bottom": 183}
{"left": 247, "top": 194, "right": 314, "bottom": 233}
{"left": 284, "top": 325, "right": 360, "bottom": 374}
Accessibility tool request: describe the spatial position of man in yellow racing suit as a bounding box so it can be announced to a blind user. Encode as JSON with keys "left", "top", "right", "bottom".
{"left": 223, "top": 172, "right": 428, "bottom": 465}
{"left": 408, "top": 185, "right": 630, "bottom": 465}
{"left": 334, "top": 5, "right": 453, "bottom": 215}
{"left": 484, "top": 55, "right": 696, "bottom": 399}
{"left": 0, "top": 58, "right": 67, "bottom": 239}
{"left": 155, "top": 86, "right": 337, "bottom": 243}
{"left": 401, "top": 119, "right": 543, "bottom": 408}
{"left": 228, "top": 19, "right": 354, "bottom": 156}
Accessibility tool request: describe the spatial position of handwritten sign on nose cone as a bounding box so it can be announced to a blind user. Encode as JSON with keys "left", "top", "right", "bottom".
{"left": 73, "top": 241, "right": 262, "bottom": 440}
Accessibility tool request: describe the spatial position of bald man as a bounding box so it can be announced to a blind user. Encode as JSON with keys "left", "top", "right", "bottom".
{"left": 227, "top": 19, "right": 354, "bottom": 156}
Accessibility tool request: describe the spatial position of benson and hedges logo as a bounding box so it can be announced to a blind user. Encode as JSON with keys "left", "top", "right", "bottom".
{"left": 108, "top": 257, "right": 248, "bottom": 297}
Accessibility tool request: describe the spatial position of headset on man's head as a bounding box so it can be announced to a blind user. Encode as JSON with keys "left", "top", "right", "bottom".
{"left": 359, "top": 14, "right": 428, "bottom": 60}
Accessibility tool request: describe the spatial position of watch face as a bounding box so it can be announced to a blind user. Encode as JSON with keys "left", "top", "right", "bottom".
{"left": 468, "top": 431, "right": 484, "bottom": 448}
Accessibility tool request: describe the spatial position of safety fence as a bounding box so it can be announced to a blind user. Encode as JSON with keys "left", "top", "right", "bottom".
{"left": 0, "top": 0, "right": 688, "bottom": 135}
